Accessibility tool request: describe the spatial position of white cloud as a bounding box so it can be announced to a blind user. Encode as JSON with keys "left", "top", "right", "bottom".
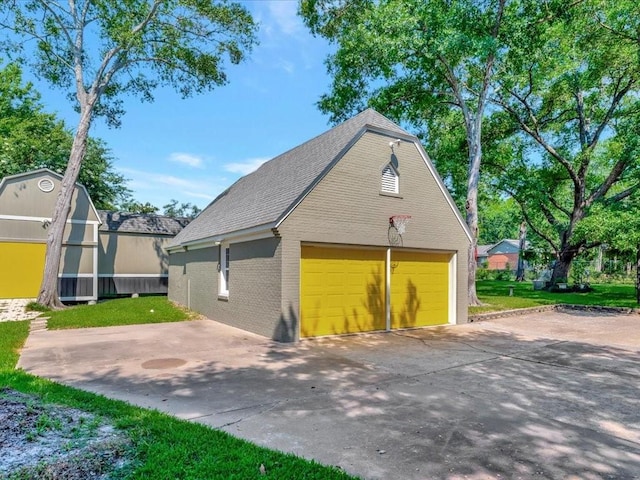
{"left": 118, "top": 167, "right": 226, "bottom": 208}
{"left": 278, "top": 59, "right": 295, "bottom": 74}
{"left": 185, "top": 191, "right": 216, "bottom": 201}
{"left": 224, "top": 157, "right": 270, "bottom": 175}
{"left": 168, "top": 152, "right": 204, "bottom": 168}
{"left": 268, "top": 1, "right": 303, "bottom": 36}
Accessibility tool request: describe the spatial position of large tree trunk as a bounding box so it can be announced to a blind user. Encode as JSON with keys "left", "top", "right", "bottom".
{"left": 636, "top": 243, "right": 640, "bottom": 305}
{"left": 550, "top": 248, "right": 578, "bottom": 285}
{"left": 37, "top": 106, "right": 93, "bottom": 308}
{"left": 466, "top": 130, "right": 482, "bottom": 306}
{"left": 515, "top": 221, "right": 527, "bottom": 281}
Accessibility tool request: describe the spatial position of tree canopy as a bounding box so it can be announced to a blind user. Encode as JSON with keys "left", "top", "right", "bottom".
{"left": 0, "top": 61, "right": 129, "bottom": 209}
{"left": 491, "top": 0, "right": 640, "bottom": 282}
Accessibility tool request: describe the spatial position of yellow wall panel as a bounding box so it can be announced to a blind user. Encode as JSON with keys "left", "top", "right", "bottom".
{"left": 391, "top": 250, "right": 449, "bottom": 328}
{"left": 0, "top": 242, "right": 46, "bottom": 298}
{"left": 301, "top": 246, "right": 386, "bottom": 337}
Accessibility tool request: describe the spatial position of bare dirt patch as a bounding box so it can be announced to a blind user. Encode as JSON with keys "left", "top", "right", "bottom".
{"left": 0, "top": 388, "right": 133, "bottom": 479}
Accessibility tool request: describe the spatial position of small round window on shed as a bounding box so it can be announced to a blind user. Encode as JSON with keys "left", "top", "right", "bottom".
{"left": 38, "top": 178, "right": 55, "bottom": 193}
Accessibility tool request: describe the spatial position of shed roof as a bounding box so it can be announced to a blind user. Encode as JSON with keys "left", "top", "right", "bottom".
{"left": 170, "top": 109, "right": 411, "bottom": 247}
{"left": 98, "top": 210, "right": 190, "bottom": 235}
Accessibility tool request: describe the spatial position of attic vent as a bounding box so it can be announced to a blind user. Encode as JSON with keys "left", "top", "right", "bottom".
{"left": 38, "top": 178, "right": 55, "bottom": 193}
{"left": 381, "top": 164, "right": 399, "bottom": 194}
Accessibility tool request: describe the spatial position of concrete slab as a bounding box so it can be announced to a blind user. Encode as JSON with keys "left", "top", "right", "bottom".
{"left": 18, "top": 311, "right": 640, "bottom": 479}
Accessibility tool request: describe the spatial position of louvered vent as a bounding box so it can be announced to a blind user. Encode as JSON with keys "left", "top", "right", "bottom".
{"left": 381, "top": 165, "right": 398, "bottom": 194}
{"left": 38, "top": 178, "right": 55, "bottom": 193}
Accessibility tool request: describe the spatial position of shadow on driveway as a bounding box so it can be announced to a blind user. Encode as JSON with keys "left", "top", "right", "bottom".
{"left": 18, "top": 311, "right": 640, "bottom": 479}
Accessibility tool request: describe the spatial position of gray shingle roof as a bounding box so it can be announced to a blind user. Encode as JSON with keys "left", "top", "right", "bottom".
{"left": 98, "top": 210, "right": 190, "bottom": 235}
{"left": 170, "top": 109, "right": 411, "bottom": 247}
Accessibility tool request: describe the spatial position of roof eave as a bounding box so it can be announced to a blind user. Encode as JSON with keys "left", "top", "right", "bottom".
{"left": 167, "top": 221, "right": 278, "bottom": 253}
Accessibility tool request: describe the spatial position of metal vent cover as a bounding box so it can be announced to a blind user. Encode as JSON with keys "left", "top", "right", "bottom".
{"left": 38, "top": 178, "right": 55, "bottom": 193}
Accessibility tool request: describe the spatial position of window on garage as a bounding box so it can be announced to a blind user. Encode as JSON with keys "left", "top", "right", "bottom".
{"left": 219, "top": 243, "right": 230, "bottom": 297}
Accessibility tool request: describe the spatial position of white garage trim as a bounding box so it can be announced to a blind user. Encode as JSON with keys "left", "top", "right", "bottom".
{"left": 386, "top": 247, "right": 391, "bottom": 331}
{"left": 449, "top": 253, "right": 457, "bottom": 324}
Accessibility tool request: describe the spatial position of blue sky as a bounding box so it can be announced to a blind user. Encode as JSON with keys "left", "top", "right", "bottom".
{"left": 29, "top": 1, "right": 335, "bottom": 211}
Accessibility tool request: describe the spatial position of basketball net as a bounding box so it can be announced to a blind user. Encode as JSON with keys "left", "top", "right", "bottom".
{"left": 390, "top": 215, "right": 411, "bottom": 235}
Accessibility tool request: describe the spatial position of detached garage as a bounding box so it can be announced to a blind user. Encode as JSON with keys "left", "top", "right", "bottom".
{"left": 168, "top": 109, "right": 472, "bottom": 342}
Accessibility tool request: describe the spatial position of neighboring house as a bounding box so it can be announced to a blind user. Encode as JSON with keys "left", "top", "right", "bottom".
{"left": 477, "top": 239, "right": 525, "bottom": 271}
{"left": 0, "top": 169, "right": 189, "bottom": 301}
{"left": 167, "top": 109, "right": 472, "bottom": 342}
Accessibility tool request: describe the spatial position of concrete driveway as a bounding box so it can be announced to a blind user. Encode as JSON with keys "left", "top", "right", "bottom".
{"left": 18, "top": 310, "right": 640, "bottom": 479}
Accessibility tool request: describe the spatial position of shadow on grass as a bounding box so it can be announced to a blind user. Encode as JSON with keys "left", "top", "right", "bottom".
{"left": 16, "top": 315, "right": 640, "bottom": 479}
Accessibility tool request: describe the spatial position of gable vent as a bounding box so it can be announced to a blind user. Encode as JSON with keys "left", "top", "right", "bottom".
{"left": 38, "top": 178, "right": 55, "bottom": 193}
{"left": 381, "top": 164, "right": 399, "bottom": 194}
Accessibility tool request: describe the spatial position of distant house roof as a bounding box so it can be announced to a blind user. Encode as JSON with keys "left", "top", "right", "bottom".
{"left": 170, "top": 109, "right": 416, "bottom": 248}
{"left": 98, "top": 210, "right": 190, "bottom": 236}
{"left": 477, "top": 245, "right": 493, "bottom": 257}
{"left": 487, "top": 239, "right": 529, "bottom": 254}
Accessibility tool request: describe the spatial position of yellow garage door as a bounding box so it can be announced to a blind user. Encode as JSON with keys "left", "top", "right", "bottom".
{"left": 391, "top": 250, "right": 450, "bottom": 328}
{"left": 301, "top": 246, "right": 386, "bottom": 337}
{"left": 0, "top": 242, "right": 46, "bottom": 298}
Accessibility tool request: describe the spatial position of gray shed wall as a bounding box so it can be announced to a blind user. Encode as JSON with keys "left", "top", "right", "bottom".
{"left": 98, "top": 232, "right": 170, "bottom": 275}
{"left": 0, "top": 171, "right": 98, "bottom": 222}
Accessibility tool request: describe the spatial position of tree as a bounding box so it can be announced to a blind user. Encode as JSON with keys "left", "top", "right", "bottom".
{"left": 492, "top": 1, "right": 640, "bottom": 284}
{"left": 573, "top": 197, "right": 640, "bottom": 302}
{"left": 163, "top": 199, "right": 201, "bottom": 219}
{"left": 301, "top": 0, "right": 523, "bottom": 305}
{"left": 478, "top": 197, "right": 520, "bottom": 245}
{"left": 1, "top": 0, "right": 257, "bottom": 308}
{"left": 0, "top": 61, "right": 130, "bottom": 209}
{"left": 119, "top": 200, "right": 159, "bottom": 215}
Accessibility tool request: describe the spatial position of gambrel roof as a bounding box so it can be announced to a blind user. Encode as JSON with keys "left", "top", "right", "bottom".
{"left": 0, "top": 168, "right": 101, "bottom": 222}
{"left": 170, "top": 109, "right": 412, "bottom": 247}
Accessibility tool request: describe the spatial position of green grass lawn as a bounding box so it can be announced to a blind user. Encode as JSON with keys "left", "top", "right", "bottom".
{"left": 0, "top": 320, "right": 30, "bottom": 370}
{"left": 472, "top": 280, "right": 638, "bottom": 315}
{"left": 1, "top": 307, "right": 357, "bottom": 479}
{"left": 45, "top": 296, "right": 191, "bottom": 330}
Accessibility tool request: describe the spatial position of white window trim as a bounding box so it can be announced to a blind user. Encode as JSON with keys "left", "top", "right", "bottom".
{"left": 219, "top": 243, "right": 230, "bottom": 297}
{"left": 381, "top": 163, "right": 399, "bottom": 194}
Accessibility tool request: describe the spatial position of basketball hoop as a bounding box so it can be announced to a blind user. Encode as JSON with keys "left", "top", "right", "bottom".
{"left": 389, "top": 215, "right": 411, "bottom": 235}
{"left": 388, "top": 215, "right": 411, "bottom": 249}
